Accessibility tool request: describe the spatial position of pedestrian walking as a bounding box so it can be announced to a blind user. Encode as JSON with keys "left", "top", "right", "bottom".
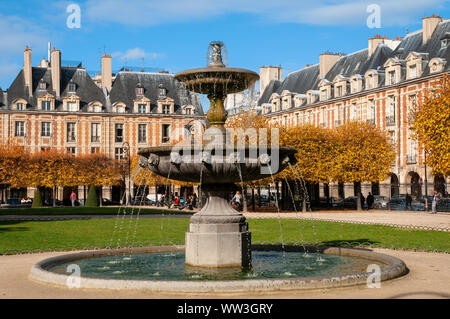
{"left": 70, "top": 191, "right": 76, "bottom": 207}
{"left": 431, "top": 190, "right": 440, "bottom": 214}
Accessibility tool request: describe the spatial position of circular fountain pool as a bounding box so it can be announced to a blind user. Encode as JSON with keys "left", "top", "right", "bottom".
{"left": 30, "top": 245, "right": 407, "bottom": 292}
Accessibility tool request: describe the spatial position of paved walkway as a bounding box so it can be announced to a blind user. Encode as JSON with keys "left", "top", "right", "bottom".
{"left": 0, "top": 248, "right": 448, "bottom": 299}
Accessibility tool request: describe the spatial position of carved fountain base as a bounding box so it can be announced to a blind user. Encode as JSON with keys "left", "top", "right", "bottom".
{"left": 185, "top": 183, "right": 251, "bottom": 268}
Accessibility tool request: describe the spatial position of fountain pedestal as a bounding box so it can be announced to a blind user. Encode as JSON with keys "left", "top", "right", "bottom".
{"left": 185, "top": 184, "right": 251, "bottom": 268}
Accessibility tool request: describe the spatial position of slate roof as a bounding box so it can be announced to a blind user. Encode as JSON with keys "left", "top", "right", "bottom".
{"left": 0, "top": 88, "right": 3, "bottom": 108}
{"left": 258, "top": 19, "right": 450, "bottom": 107}
{"left": 5, "top": 67, "right": 203, "bottom": 115}
{"left": 109, "top": 71, "right": 203, "bottom": 115}
{"left": 7, "top": 67, "right": 106, "bottom": 111}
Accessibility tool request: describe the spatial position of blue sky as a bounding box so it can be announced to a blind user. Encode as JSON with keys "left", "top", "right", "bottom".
{"left": 0, "top": 0, "right": 449, "bottom": 94}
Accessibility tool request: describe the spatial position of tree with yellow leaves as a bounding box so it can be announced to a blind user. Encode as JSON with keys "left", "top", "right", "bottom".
{"left": 332, "top": 121, "right": 396, "bottom": 210}
{"left": 410, "top": 75, "right": 450, "bottom": 177}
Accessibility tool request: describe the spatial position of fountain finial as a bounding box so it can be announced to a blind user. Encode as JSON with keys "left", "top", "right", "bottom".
{"left": 207, "top": 41, "right": 226, "bottom": 68}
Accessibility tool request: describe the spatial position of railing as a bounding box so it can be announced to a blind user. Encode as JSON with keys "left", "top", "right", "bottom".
{"left": 385, "top": 116, "right": 395, "bottom": 126}
{"left": 406, "top": 154, "right": 417, "bottom": 164}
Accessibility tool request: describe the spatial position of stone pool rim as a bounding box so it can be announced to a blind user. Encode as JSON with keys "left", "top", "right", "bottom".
{"left": 29, "top": 245, "right": 407, "bottom": 292}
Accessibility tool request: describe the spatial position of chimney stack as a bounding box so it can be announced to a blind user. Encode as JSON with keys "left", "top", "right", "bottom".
{"left": 368, "top": 35, "right": 384, "bottom": 57}
{"left": 24, "top": 46, "right": 33, "bottom": 97}
{"left": 422, "top": 14, "right": 442, "bottom": 44}
{"left": 319, "top": 52, "right": 342, "bottom": 78}
{"left": 259, "top": 65, "right": 282, "bottom": 94}
{"left": 101, "top": 54, "right": 112, "bottom": 93}
{"left": 51, "top": 48, "right": 61, "bottom": 98}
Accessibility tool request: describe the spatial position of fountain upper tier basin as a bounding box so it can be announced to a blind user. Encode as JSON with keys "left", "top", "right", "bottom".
{"left": 175, "top": 67, "right": 259, "bottom": 95}
{"left": 137, "top": 145, "right": 297, "bottom": 184}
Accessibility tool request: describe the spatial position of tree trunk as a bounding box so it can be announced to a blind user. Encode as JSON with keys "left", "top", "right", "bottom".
{"left": 251, "top": 188, "right": 255, "bottom": 211}
{"left": 356, "top": 189, "right": 362, "bottom": 211}
{"left": 257, "top": 187, "right": 261, "bottom": 207}
{"left": 275, "top": 182, "right": 279, "bottom": 209}
{"left": 302, "top": 197, "right": 307, "bottom": 212}
{"left": 99, "top": 186, "right": 103, "bottom": 207}
{"left": 53, "top": 186, "right": 56, "bottom": 207}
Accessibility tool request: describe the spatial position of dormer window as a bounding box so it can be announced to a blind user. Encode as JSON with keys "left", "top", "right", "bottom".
{"left": 136, "top": 83, "right": 144, "bottom": 96}
{"left": 17, "top": 103, "right": 24, "bottom": 111}
{"left": 442, "top": 39, "right": 448, "bottom": 49}
{"left": 68, "top": 82, "right": 76, "bottom": 93}
{"left": 389, "top": 71, "right": 396, "bottom": 85}
{"left": 38, "top": 80, "right": 46, "bottom": 90}
{"left": 162, "top": 104, "right": 170, "bottom": 114}
{"left": 159, "top": 84, "right": 166, "bottom": 97}
{"left": 138, "top": 103, "right": 147, "bottom": 113}
{"left": 409, "top": 65, "right": 417, "bottom": 79}
{"left": 41, "top": 101, "right": 51, "bottom": 111}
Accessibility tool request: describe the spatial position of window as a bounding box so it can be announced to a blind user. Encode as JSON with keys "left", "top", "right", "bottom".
{"left": 41, "top": 101, "right": 51, "bottom": 111}
{"left": 91, "top": 105, "right": 102, "bottom": 112}
{"left": 66, "top": 147, "right": 76, "bottom": 156}
{"left": 185, "top": 108, "right": 192, "bottom": 115}
{"left": 115, "top": 147, "right": 125, "bottom": 160}
{"left": 67, "top": 102, "right": 78, "bottom": 112}
{"left": 115, "top": 124, "right": 124, "bottom": 143}
{"left": 337, "top": 86, "right": 342, "bottom": 97}
{"left": 67, "top": 122, "right": 76, "bottom": 142}
{"left": 138, "top": 124, "right": 147, "bottom": 143}
{"left": 162, "top": 104, "right": 170, "bottom": 114}
{"left": 368, "top": 99, "right": 376, "bottom": 122}
{"left": 138, "top": 104, "right": 147, "bottom": 113}
{"left": 91, "top": 123, "right": 100, "bottom": 143}
{"left": 159, "top": 88, "right": 166, "bottom": 97}
{"left": 136, "top": 87, "right": 144, "bottom": 96}
{"left": 386, "top": 96, "right": 396, "bottom": 126}
{"left": 321, "top": 90, "right": 327, "bottom": 100}
{"left": 162, "top": 124, "right": 170, "bottom": 143}
{"left": 409, "top": 65, "right": 417, "bottom": 79}
{"left": 41, "top": 122, "right": 51, "bottom": 137}
{"left": 91, "top": 147, "right": 100, "bottom": 154}
{"left": 389, "top": 71, "right": 396, "bottom": 85}
{"left": 68, "top": 83, "right": 76, "bottom": 92}
{"left": 39, "top": 81, "right": 46, "bottom": 90}
{"left": 17, "top": 103, "right": 24, "bottom": 111}
{"left": 15, "top": 121, "right": 25, "bottom": 137}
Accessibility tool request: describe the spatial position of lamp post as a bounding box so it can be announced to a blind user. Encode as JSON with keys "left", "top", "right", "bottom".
{"left": 122, "top": 142, "right": 131, "bottom": 205}
{"left": 424, "top": 149, "right": 428, "bottom": 212}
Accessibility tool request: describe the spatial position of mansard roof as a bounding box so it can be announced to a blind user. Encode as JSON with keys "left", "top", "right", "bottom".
{"left": 109, "top": 71, "right": 203, "bottom": 115}
{"left": 7, "top": 67, "right": 106, "bottom": 111}
{"left": 258, "top": 19, "right": 450, "bottom": 107}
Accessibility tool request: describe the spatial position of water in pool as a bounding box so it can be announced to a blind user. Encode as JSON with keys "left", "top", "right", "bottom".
{"left": 49, "top": 251, "right": 384, "bottom": 281}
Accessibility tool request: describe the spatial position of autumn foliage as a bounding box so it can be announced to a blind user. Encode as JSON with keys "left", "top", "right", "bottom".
{"left": 0, "top": 144, "right": 121, "bottom": 190}
{"left": 410, "top": 75, "right": 450, "bottom": 177}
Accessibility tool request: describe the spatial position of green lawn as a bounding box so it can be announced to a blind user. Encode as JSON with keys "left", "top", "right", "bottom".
{"left": 0, "top": 218, "right": 448, "bottom": 254}
{"left": 0, "top": 206, "right": 189, "bottom": 216}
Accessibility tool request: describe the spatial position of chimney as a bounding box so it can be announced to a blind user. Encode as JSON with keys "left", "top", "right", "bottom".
{"left": 422, "top": 14, "right": 442, "bottom": 44}
{"left": 319, "top": 52, "right": 342, "bottom": 78}
{"left": 259, "top": 65, "right": 282, "bottom": 94}
{"left": 24, "top": 46, "right": 33, "bottom": 97}
{"left": 51, "top": 48, "right": 61, "bottom": 98}
{"left": 101, "top": 54, "right": 112, "bottom": 92}
{"left": 368, "top": 35, "right": 384, "bottom": 57}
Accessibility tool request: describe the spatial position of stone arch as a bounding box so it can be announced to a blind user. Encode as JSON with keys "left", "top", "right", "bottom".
{"left": 434, "top": 175, "right": 446, "bottom": 196}
{"left": 390, "top": 174, "right": 400, "bottom": 197}
{"left": 406, "top": 171, "right": 422, "bottom": 198}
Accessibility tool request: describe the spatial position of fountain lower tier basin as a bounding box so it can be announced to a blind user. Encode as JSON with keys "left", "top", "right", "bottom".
{"left": 30, "top": 245, "right": 407, "bottom": 292}
{"left": 137, "top": 145, "right": 297, "bottom": 183}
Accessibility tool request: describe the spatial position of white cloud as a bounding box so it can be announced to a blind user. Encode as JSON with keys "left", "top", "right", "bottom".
{"left": 0, "top": 14, "right": 49, "bottom": 88}
{"left": 84, "top": 0, "right": 446, "bottom": 27}
{"left": 112, "top": 48, "right": 164, "bottom": 61}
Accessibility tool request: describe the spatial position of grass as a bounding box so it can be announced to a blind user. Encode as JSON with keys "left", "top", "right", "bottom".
{"left": 0, "top": 206, "right": 190, "bottom": 216}
{"left": 0, "top": 217, "right": 448, "bottom": 255}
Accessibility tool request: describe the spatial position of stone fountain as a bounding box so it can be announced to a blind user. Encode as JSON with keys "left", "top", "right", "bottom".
{"left": 137, "top": 41, "right": 297, "bottom": 268}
